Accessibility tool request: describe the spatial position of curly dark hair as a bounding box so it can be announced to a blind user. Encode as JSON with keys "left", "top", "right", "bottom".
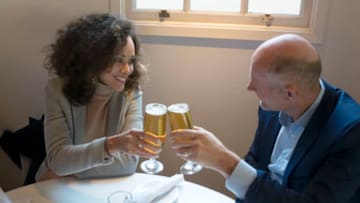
{"left": 44, "top": 13, "right": 146, "bottom": 105}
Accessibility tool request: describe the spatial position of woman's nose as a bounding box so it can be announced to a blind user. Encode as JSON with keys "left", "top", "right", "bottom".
{"left": 120, "top": 63, "right": 133, "bottom": 75}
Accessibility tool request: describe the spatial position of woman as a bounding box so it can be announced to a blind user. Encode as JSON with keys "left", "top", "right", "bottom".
{"left": 36, "top": 13, "right": 160, "bottom": 181}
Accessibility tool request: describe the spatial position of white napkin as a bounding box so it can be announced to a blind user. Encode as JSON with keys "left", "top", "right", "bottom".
{"left": 132, "top": 174, "right": 184, "bottom": 203}
{"left": 0, "top": 187, "right": 12, "bottom": 203}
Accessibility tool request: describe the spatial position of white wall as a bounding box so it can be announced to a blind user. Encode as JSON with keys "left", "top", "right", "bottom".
{"left": 1, "top": 0, "right": 359, "bottom": 198}
{"left": 0, "top": 0, "right": 110, "bottom": 191}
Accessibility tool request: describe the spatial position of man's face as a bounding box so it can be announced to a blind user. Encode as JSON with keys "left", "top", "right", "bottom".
{"left": 247, "top": 54, "right": 289, "bottom": 112}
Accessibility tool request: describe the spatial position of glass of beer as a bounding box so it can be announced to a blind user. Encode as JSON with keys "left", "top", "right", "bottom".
{"left": 140, "top": 103, "right": 167, "bottom": 174}
{"left": 168, "top": 103, "right": 203, "bottom": 175}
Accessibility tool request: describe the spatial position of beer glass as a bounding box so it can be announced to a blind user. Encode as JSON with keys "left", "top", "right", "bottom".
{"left": 140, "top": 103, "right": 167, "bottom": 174}
{"left": 168, "top": 103, "right": 203, "bottom": 175}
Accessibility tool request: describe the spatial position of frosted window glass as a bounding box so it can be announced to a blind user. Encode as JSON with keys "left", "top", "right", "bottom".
{"left": 136, "top": 0, "right": 183, "bottom": 10}
{"left": 248, "top": 0, "right": 301, "bottom": 15}
{"left": 191, "top": 0, "right": 241, "bottom": 12}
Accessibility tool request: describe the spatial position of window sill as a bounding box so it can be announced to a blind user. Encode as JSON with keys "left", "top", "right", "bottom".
{"left": 114, "top": 0, "right": 329, "bottom": 44}
{"left": 133, "top": 20, "right": 325, "bottom": 44}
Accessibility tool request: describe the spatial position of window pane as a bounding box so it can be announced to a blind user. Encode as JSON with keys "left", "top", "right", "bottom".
{"left": 191, "top": 0, "right": 241, "bottom": 12}
{"left": 248, "top": 0, "right": 301, "bottom": 15}
{"left": 136, "top": 0, "right": 183, "bottom": 10}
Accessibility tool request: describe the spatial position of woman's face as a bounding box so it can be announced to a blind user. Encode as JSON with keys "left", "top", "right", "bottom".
{"left": 99, "top": 36, "right": 135, "bottom": 92}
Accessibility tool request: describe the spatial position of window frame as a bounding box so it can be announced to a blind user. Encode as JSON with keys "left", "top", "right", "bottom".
{"left": 116, "top": 0, "right": 329, "bottom": 43}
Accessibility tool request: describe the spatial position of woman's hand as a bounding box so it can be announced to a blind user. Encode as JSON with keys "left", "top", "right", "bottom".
{"left": 106, "top": 129, "right": 162, "bottom": 158}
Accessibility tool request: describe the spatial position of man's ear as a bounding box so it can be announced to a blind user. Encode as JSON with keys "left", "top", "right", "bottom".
{"left": 285, "top": 84, "right": 297, "bottom": 101}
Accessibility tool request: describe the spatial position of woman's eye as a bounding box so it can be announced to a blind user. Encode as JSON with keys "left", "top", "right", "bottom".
{"left": 114, "top": 56, "right": 136, "bottom": 66}
{"left": 114, "top": 57, "right": 124, "bottom": 64}
{"left": 128, "top": 57, "right": 136, "bottom": 65}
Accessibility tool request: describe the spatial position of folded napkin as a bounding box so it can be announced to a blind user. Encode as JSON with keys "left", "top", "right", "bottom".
{"left": 132, "top": 174, "right": 184, "bottom": 203}
{"left": 0, "top": 187, "right": 12, "bottom": 203}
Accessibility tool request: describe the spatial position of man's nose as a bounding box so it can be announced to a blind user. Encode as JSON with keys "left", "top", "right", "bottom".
{"left": 246, "top": 81, "right": 253, "bottom": 91}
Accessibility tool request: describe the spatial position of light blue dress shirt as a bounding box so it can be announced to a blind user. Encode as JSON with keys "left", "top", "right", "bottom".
{"left": 225, "top": 80, "right": 325, "bottom": 199}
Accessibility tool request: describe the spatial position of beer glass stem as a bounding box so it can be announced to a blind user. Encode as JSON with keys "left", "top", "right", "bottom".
{"left": 147, "top": 158, "right": 159, "bottom": 170}
{"left": 180, "top": 161, "right": 203, "bottom": 175}
{"left": 140, "top": 158, "right": 164, "bottom": 174}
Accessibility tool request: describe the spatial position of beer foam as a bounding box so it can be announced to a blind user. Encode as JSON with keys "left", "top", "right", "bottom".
{"left": 168, "top": 103, "right": 189, "bottom": 113}
{"left": 146, "top": 103, "right": 167, "bottom": 115}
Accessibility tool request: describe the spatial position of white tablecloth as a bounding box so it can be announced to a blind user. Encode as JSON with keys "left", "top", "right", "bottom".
{"left": 6, "top": 173, "right": 234, "bottom": 203}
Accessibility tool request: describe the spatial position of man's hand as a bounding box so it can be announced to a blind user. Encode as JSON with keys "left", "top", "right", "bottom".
{"left": 169, "top": 126, "right": 240, "bottom": 178}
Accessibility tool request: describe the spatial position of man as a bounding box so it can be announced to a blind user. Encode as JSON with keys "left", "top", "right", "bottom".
{"left": 170, "top": 34, "right": 360, "bottom": 203}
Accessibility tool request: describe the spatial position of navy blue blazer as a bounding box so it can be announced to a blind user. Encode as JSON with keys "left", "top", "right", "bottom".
{"left": 237, "top": 81, "right": 360, "bottom": 203}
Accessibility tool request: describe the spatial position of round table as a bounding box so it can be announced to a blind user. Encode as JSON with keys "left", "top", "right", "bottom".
{"left": 6, "top": 173, "right": 234, "bottom": 203}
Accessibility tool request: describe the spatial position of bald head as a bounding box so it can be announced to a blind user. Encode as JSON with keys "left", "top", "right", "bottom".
{"left": 251, "top": 34, "right": 321, "bottom": 89}
{"left": 256, "top": 34, "right": 319, "bottom": 61}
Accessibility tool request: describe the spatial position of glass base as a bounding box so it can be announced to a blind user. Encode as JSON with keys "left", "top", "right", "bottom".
{"left": 140, "top": 159, "right": 164, "bottom": 174}
{"left": 180, "top": 161, "right": 203, "bottom": 175}
{"left": 108, "top": 191, "right": 134, "bottom": 203}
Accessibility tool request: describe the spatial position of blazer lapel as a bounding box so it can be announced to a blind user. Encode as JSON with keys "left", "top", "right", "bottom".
{"left": 282, "top": 119, "right": 321, "bottom": 185}
{"left": 282, "top": 81, "right": 338, "bottom": 185}
{"left": 71, "top": 105, "right": 86, "bottom": 144}
{"left": 263, "top": 113, "right": 281, "bottom": 168}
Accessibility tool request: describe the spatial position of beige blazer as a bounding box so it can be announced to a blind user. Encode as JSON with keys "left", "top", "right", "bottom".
{"left": 36, "top": 78, "right": 143, "bottom": 180}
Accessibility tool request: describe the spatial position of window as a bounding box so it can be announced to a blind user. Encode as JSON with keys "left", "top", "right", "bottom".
{"left": 118, "top": 0, "right": 329, "bottom": 43}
